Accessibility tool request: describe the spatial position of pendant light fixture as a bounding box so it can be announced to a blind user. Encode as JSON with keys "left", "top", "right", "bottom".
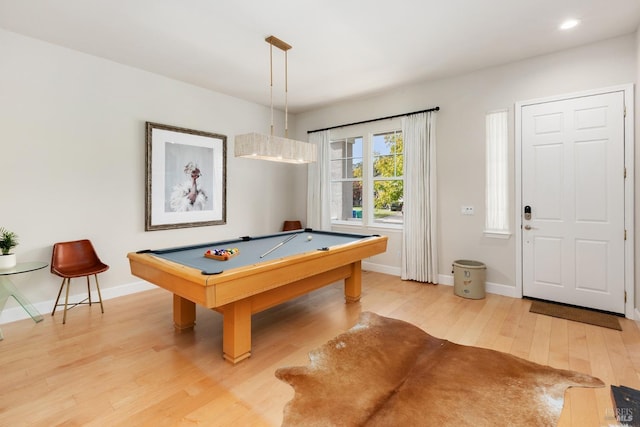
{"left": 234, "top": 36, "right": 317, "bottom": 164}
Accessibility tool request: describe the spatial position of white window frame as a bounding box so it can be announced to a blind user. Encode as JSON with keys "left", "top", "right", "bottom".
{"left": 330, "top": 118, "right": 403, "bottom": 230}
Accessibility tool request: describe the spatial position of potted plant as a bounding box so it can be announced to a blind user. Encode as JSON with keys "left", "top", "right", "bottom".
{"left": 0, "top": 227, "right": 19, "bottom": 269}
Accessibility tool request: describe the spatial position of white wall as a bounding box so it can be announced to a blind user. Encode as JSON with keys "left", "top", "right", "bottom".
{"left": 0, "top": 29, "right": 303, "bottom": 322}
{"left": 295, "top": 34, "right": 637, "bottom": 296}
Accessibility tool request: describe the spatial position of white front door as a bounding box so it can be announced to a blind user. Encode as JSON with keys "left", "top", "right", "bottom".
{"left": 521, "top": 91, "right": 625, "bottom": 314}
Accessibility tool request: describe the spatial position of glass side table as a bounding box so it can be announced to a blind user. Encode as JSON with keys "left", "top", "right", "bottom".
{"left": 0, "top": 261, "right": 48, "bottom": 340}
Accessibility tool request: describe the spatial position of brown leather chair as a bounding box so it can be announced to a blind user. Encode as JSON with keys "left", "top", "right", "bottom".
{"left": 51, "top": 239, "right": 109, "bottom": 324}
{"left": 282, "top": 220, "right": 303, "bottom": 231}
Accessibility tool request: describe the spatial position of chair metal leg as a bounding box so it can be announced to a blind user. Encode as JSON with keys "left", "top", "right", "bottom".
{"left": 94, "top": 274, "right": 104, "bottom": 314}
{"left": 52, "top": 274, "right": 105, "bottom": 323}
{"left": 86, "top": 275, "right": 92, "bottom": 306}
{"left": 63, "top": 277, "right": 71, "bottom": 324}
{"left": 52, "top": 278, "right": 66, "bottom": 316}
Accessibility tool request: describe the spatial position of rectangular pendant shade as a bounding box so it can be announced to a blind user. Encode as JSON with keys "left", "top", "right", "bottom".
{"left": 234, "top": 132, "right": 317, "bottom": 164}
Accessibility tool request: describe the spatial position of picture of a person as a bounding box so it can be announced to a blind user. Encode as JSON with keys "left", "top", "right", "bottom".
{"left": 169, "top": 161, "right": 208, "bottom": 211}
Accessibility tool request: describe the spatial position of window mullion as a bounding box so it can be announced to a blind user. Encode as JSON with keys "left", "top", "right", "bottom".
{"left": 363, "top": 132, "right": 372, "bottom": 226}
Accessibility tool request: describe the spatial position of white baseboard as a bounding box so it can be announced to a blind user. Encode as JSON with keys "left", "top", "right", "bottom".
{"left": 363, "top": 261, "right": 401, "bottom": 277}
{"left": 0, "top": 280, "right": 155, "bottom": 325}
{"left": 363, "top": 268, "right": 518, "bottom": 299}
{"left": 635, "top": 308, "right": 640, "bottom": 321}
{"left": 437, "top": 273, "right": 517, "bottom": 298}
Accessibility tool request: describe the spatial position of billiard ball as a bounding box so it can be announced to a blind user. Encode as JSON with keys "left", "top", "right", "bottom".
{"left": 307, "top": 235, "right": 313, "bottom": 241}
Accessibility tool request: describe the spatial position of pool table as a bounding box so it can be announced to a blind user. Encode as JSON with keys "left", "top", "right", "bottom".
{"left": 127, "top": 229, "right": 387, "bottom": 363}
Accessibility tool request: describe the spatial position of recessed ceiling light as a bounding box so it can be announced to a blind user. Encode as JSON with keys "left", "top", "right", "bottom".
{"left": 560, "top": 19, "right": 580, "bottom": 30}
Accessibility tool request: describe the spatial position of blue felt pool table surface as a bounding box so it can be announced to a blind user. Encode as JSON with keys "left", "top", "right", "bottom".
{"left": 144, "top": 229, "right": 375, "bottom": 275}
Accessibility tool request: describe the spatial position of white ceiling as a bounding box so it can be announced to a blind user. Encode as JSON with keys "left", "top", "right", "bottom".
{"left": 1, "top": 1, "right": 639, "bottom": 113}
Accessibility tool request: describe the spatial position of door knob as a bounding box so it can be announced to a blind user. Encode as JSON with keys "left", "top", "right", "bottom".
{"left": 524, "top": 225, "right": 534, "bottom": 230}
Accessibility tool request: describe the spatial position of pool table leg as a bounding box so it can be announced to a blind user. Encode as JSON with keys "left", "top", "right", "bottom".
{"left": 173, "top": 294, "right": 196, "bottom": 331}
{"left": 221, "top": 298, "right": 252, "bottom": 364}
{"left": 344, "top": 261, "right": 362, "bottom": 303}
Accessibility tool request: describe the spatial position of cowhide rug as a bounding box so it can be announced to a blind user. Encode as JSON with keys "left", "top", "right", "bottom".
{"left": 275, "top": 312, "right": 604, "bottom": 426}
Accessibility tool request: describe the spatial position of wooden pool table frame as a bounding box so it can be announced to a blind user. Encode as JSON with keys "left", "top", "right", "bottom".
{"left": 127, "top": 234, "right": 387, "bottom": 363}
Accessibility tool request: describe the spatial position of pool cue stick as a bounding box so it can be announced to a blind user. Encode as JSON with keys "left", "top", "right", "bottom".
{"left": 260, "top": 234, "right": 297, "bottom": 258}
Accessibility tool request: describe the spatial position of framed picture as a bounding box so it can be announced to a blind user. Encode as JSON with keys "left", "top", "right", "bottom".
{"left": 145, "top": 122, "right": 227, "bottom": 231}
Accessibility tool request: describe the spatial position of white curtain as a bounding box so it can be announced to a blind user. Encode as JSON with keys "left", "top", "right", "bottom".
{"left": 485, "top": 110, "right": 509, "bottom": 232}
{"left": 401, "top": 112, "right": 438, "bottom": 283}
{"left": 306, "top": 130, "right": 331, "bottom": 230}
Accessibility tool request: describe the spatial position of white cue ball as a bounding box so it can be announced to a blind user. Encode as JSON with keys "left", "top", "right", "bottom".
{"left": 307, "top": 235, "right": 313, "bottom": 241}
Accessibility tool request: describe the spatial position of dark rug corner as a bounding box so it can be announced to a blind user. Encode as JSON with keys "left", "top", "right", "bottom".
{"left": 611, "top": 385, "right": 640, "bottom": 426}
{"left": 529, "top": 300, "right": 622, "bottom": 330}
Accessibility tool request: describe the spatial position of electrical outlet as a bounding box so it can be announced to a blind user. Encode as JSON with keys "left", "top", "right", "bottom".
{"left": 461, "top": 206, "right": 474, "bottom": 215}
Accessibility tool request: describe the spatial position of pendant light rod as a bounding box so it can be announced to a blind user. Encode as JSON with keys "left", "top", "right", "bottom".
{"left": 269, "top": 41, "right": 274, "bottom": 137}
{"left": 285, "top": 49, "right": 289, "bottom": 138}
{"left": 265, "top": 36, "right": 292, "bottom": 139}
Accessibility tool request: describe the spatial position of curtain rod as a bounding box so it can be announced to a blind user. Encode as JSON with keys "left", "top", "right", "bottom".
{"left": 307, "top": 106, "right": 440, "bottom": 134}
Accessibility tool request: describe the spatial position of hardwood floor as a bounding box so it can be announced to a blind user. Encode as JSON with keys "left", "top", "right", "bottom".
{"left": 1, "top": 272, "right": 639, "bottom": 426}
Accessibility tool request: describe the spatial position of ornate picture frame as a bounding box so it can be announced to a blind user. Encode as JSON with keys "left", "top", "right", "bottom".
{"left": 145, "top": 122, "right": 227, "bottom": 231}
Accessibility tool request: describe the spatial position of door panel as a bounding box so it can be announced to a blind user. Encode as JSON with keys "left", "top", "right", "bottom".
{"left": 521, "top": 91, "right": 625, "bottom": 314}
{"left": 533, "top": 237, "right": 562, "bottom": 285}
{"left": 575, "top": 239, "right": 608, "bottom": 291}
{"left": 533, "top": 144, "right": 563, "bottom": 220}
{"left": 575, "top": 140, "right": 608, "bottom": 221}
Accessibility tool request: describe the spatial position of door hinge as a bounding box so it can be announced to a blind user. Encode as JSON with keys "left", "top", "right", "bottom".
{"left": 624, "top": 229, "right": 627, "bottom": 240}
{"left": 624, "top": 105, "right": 627, "bottom": 117}
{"left": 624, "top": 167, "right": 627, "bottom": 179}
{"left": 625, "top": 291, "right": 627, "bottom": 303}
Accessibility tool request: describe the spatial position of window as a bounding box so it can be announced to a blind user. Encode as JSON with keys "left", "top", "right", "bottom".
{"left": 330, "top": 137, "right": 363, "bottom": 221}
{"left": 330, "top": 120, "right": 403, "bottom": 227}
{"left": 372, "top": 131, "right": 403, "bottom": 224}
{"left": 485, "top": 110, "right": 509, "bottom": 237}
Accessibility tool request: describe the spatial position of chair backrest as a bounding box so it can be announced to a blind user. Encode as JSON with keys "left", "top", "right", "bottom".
{"left": 282, "top": 220, "right": 303, "bottom": 231}
{"left": 51, "top": 239, "right": 103, "bottom": 275}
